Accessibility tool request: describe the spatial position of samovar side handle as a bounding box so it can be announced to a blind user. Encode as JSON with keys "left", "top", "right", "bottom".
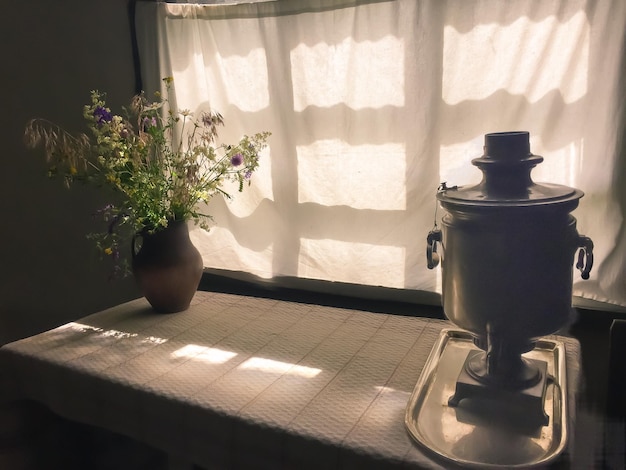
{"left": 576, "top": 235, "right": 594, "bottom": 280}
{"left": 426, "top": 229, "right": 442, "bottom": 269}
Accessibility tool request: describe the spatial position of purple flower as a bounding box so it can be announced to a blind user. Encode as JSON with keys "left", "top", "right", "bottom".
{"left": 244, "top": 170, "right": 253, "bottom": 180}
{"left": 142, "top": 116, "right": 157, "bottom": 130}
{"left": 230, "top": 153, "right": 244, "bottom": 167}
{"left": 94, "top": 106, "right": 113, "bottom": 126}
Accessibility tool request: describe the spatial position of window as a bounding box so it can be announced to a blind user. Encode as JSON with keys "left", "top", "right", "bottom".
{"left": 135, "top": 0, "right": 626, "bottom": 310}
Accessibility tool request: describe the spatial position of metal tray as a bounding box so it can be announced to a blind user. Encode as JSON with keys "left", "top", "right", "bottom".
{"left": 405, "top": 329, "right": 567, "bottom": 468}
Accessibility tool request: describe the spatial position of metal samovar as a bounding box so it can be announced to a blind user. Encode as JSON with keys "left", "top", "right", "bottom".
{"left": 405, "top": 131, "right": 593, "bottom": 468}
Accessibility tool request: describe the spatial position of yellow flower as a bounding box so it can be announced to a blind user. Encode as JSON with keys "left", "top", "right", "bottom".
{"left": 104, "top": 247, "right": 113, "bottom": 255}
{"left": 69, "top": 166, "right": 77, "bottom": 175}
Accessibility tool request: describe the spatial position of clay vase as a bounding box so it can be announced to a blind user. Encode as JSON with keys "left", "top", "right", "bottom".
{"left": 132, "top": 220, "right": 203, "bottom": 313}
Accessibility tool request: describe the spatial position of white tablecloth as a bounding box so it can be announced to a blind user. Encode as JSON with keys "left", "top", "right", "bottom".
{"left": 0, "top": 291, "right": 581, "bottom": 469}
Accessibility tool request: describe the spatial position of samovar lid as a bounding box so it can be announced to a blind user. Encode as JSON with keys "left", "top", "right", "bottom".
{"left": 437, "top": 131, "right": 583, "bottom": 210}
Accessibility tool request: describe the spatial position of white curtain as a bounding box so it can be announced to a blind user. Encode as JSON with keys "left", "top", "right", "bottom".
{"left": 136, "top": 0, "right": 626, "bottom": 311}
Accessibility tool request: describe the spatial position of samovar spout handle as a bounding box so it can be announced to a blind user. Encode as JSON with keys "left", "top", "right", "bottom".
{"left": 426, "top": 229, "right": 442, "bottom": 269}
{"left": 576, "top": 235, "right": 594, "bottom": 280}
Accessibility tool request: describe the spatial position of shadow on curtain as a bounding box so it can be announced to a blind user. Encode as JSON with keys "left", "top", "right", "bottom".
{"left": 135, "top": 0, "right": 626, "bottom": 311}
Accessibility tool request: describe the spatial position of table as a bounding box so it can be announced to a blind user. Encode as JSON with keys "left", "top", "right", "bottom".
{"left": 0, "top": 291, "right": 581, "bottom": 469}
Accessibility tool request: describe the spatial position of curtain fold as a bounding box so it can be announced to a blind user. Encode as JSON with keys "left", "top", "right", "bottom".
{"left": 136, "top": 0, "right": 626, "bottom": 311}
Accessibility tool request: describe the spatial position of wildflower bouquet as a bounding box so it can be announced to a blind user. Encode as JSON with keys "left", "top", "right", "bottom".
{"left": 25, "top": 77, "right": 270, "bottom": 277}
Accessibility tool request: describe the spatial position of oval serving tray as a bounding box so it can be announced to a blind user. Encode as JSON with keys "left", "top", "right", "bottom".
{"left": 404, "top": 328, "right": 568, "bottom": 468}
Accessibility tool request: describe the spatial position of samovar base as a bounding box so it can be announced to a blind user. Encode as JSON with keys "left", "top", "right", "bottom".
{"left": 448, "top": 349, "right": 550, "bottom": 429}
{"left": 405, "top": 328, "right": 569, "bottom": 468}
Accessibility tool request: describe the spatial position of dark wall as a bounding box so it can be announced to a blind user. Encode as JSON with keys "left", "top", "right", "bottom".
{"left": 0, "top": 1, "right": 141, "bottom": 344}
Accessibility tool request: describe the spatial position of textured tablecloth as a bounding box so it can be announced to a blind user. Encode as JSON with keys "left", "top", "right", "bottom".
{"left": 0, "top": 291, "right": 581, "bottom": 469}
